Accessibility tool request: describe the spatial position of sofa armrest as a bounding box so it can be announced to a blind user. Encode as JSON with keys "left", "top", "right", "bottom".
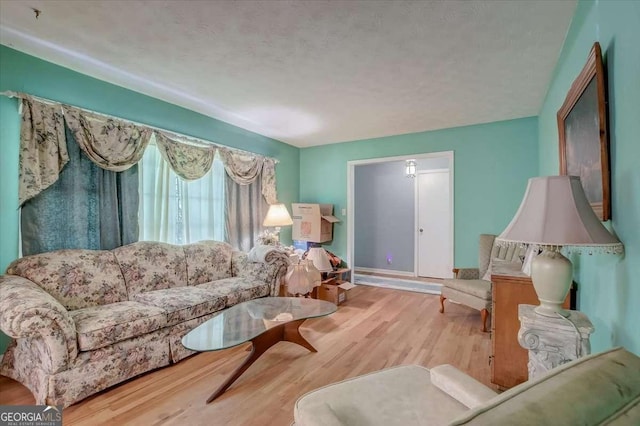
{"left": 0, "top": 275, "right": 78, "bottom": 372}
{"left": 453, "top": 268, "right": 480, "bottom": 280}
{"left": 430, "top": 364, "right": 497, "bottom": 409}
{"left": 232, "top": 251, "right": 289, "bottom": 296}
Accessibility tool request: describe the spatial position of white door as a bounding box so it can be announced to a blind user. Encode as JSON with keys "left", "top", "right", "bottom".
{"left": 417, "top": 170, "right": 453, "bottom": 278}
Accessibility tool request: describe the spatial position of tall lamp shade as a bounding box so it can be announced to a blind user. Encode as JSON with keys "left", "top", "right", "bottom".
{"left": 497, "top": 176, "right": 622, "bottom": 317}
{"left": 263, "top": 203, "right": 293, "bottom": 230}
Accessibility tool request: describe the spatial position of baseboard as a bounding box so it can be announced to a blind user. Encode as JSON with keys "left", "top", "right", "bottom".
{"left": 353, "top": 273, "right": 442, "bottom": 295}
{"left": 354, "top": 266, "right": 415, "bottom": 277}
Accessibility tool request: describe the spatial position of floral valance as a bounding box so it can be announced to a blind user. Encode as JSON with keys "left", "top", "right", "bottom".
{"left": 261, "top": 158, "right": 277, "bottom": 205}
{"left": 16, "top": 96, "right": 278, "bottom": 205}
{"left": 18, "top": 98, "right": 69, "bottom": 206}
{"left": 219, "top": 148, "right": 277, "bottom": 204}
{"left": 155, "top": 132, "right": 216, "bottom": 180}
{"left": 218, "top": 148, "right": 265, "bottom": 185}
{"left": 63, "top": 106, "right": 152, "bottom": 172}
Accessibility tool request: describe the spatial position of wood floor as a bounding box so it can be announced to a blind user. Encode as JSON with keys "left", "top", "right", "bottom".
{"left": 0, "top": 285, "right": 492, "bottom": 426}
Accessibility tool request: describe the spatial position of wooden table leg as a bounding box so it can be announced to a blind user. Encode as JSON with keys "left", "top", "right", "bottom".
{"left": 206, "top": 319, "right": 315, "bottom": 403}
{"left": 283, "top": 319, "right": 317, "bottom": 352}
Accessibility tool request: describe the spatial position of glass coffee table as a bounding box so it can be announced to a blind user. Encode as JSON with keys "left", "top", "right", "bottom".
{"left": 182, "top": 297, "right": 336, "bottom": 403}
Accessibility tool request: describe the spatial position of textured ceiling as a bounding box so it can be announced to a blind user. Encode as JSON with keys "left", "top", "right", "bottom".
{"left": 0, "top": 1, "right": 576, "bottom": 147}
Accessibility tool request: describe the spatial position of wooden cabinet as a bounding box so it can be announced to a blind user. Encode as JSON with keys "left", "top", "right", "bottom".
{"left": 491, "top": 267, "right": 571, "bottom": 389}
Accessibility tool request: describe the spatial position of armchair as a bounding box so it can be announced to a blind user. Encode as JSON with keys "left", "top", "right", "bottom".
{"left": 439, "top": 234, "right": 523, "bottom": 332}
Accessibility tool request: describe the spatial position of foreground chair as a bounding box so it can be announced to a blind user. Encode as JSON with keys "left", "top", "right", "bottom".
{"left": 439, "top": 234, "right": 522, "bottom": 332}
{"left": 294, "top": 347, "right": 640, "bottom": 425}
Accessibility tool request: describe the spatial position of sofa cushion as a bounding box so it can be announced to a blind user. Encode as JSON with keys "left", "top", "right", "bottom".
{"left": 442, "top": 279, "right": 491, "bottom": 300}
{"left": 6, "top": 250, "right": 128, "bottom": 310}
{"left": 133, "top": 287, "right": 226, "bottom": 326}
{"left": 70, "top": 301, "right": 167, "bottom": 351}
{"left": 183, "top": 241, "right": 233, "bottom": 285}
{"left": 113, "top": 242, "right": 188, "bottom": 297}
{"left": 195, "top": 277, "right": 271, "bottom": 307}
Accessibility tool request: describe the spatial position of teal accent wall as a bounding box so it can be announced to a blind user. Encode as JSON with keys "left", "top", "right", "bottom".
{"left": 0, "top": 46, "right": 300, "bottom": 352}
{"left": 537, "top": 0, "right": 640, "bottom": 354}
{"left": 300, "top": 117, "right": 539, "bottom": 266}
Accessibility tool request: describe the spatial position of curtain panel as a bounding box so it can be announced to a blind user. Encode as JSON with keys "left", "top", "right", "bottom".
{"left": 18, "top": 98, "right": 69, "bottom": 206}
{"left": 139, "top": 143, "right": 225, "bottom": 244}
{"left": 225, "top": 177, "right": 268, "bottom": 252}
{"left": 261, "top": 158, "right": 278, "bottom": 205}
{"left": 21, "top": 125, "right": 139, "bottom": 255}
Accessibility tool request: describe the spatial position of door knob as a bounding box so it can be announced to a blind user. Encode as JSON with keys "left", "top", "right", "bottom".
{"left": 419, "top": 228, "right": 424, "bottom": 233}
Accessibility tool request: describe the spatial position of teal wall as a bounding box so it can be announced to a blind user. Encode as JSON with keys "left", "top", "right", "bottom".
{"left": 0, "top": 46, "right": 300, "bottom": 352}
{"left": 537, "top": 0, "right": 640, "bottom": 354}
{"left": 300, "top": 117, "right": 539, "bottom": 266}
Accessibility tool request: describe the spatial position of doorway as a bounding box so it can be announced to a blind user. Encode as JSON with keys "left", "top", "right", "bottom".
{"left": 347, "top": 151, "right": 454, "bottom": 284}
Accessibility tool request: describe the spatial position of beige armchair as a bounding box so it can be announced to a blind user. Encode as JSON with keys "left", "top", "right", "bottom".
{"left": 439, "top": 234, "right": 523, "bottom": 332}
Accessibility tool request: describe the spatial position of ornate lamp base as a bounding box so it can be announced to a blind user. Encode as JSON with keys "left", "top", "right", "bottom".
{"left": 518, "top": 304, "right": 594, "bottom": 380}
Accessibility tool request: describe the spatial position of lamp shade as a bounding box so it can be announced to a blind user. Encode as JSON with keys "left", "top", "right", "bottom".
{"left": 306, "top": 247, "right": 333, "bottom": 273}
{"left": 498, "top": 176, "right": 622, "bottom": 317}
{"left": 263, "top": 203, "right": 293, "bottom": 227}
{"left": 285, "top": 263, "right": 311, "bottom": 295}
{"left": 498, "top": 176, "right": 621, "bottom": 249}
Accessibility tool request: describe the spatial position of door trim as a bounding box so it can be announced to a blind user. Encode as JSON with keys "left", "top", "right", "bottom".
{"left": 415, "top": 168, "right": 454, "bottom": 278}
{"left": 347, "top": 151, "right": 454, "bottom": 280}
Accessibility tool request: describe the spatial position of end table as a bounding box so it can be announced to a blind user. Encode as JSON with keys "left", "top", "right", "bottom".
{"left": 518, "top": 304, "right": 595, "bottom": 380}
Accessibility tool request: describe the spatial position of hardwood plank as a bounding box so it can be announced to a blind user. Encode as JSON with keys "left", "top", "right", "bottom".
{"left": 0, "top": 285, "right": 492, "bottom": 425}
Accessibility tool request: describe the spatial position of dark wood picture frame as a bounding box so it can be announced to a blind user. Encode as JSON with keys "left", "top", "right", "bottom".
{"left": 557, "top": 42, "right": 610, "bottom": 220}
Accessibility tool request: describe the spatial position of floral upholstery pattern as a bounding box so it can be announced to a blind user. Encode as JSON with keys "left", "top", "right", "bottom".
{"left": 52, "top": 330, "right": 170, "bottom": 407}
{"left": 196, "top": 277, "right": 270, "bottom": 307}
{"left": 0, "top": 241, "right": 280, "bottom": 408}
{"left": 232, "top": 251, "right": 288, "bottom": 297}
{"left": 70, "top": 301, "right": 167, "bottom": 351}
{"left": 0, "top": 275, "right": 77, "bottom": 368}
{"left": 166, "top": 312, "right": 218, "bottom": 362}
{"left": 113, "top": 241, "right": 188, "bottom": 296}
{"left": 0, "top": 340, "right": 50, "bottom": 405}
{"left": 133, "top": 287, "right": 226, "bottom": 326}
{"left": 6, "top": 250, "right": 127, "bottom": 310}
{"left": 183, "top": 241, "right": 233, "bottom": 285}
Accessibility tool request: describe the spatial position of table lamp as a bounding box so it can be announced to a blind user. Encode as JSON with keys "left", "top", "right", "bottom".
{"left": 263, "top": 203, "right": 293, "bottom": 241}
{"left": 306, "top": 247, "right": 333, "bottom": 273}
{"left": 497, "top": 176, "right": 623, "bottom": 317}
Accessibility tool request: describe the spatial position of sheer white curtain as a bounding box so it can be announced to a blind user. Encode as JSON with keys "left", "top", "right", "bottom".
{"left": 139, "top": 137, "right": 225, "bottom": 244}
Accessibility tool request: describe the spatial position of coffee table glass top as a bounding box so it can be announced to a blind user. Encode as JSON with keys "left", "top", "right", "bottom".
{"left": 182, "top": 297, "right": 336, "bottom": 352}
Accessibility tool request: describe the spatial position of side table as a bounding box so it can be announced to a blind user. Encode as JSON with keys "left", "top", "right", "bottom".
{"left": 518, "top": 304, "right": 595, "bottom": 380}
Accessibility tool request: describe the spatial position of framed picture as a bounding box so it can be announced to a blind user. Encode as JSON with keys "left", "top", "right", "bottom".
{"left": 557, "top": 42, "right": 610, "bottom": 221}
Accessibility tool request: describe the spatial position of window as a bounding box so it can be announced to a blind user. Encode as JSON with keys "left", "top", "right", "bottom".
{"left": 139, "top": 136, "right": 225, "bottom": 244}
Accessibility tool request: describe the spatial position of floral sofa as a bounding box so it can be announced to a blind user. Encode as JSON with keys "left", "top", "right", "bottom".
{"left": 0, "top": 240, "right": 288, "bottom": 407}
